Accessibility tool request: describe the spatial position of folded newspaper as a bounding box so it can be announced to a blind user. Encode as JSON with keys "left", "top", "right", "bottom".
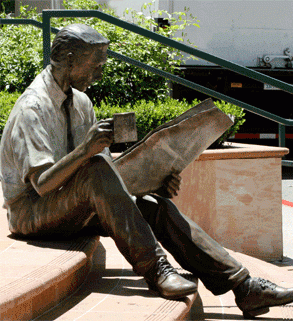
{"left": 113, "top": 98, "right": 233, "bottom": 196}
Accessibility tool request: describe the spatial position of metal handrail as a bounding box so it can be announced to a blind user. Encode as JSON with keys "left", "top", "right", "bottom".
{"left": 41, "top": 10, "right": 293, "bottom": 128}
{"left": 0, "top": 18, "right": 43, "bottom": 28}
{"left": 1, "top": 10, "right": 293, "bottom": 165}
{"left": 42, "top": 10, "right": 293, "bottom": 94}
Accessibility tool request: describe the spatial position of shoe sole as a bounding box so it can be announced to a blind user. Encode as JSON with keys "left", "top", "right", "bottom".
{"left": 243, "top": 308, "right": 270, "bottom": 318}
{"left": 242, "top": 294, "right": 293, "bottom": 318}
{"left": 149, "top": 287, "right": 197, "bottom": 300}
{"left": 243, "top": 307, "right": 270, "bottom": 318}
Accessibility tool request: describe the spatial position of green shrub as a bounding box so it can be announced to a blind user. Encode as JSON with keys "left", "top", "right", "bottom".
{"left": 0, "top": 0, "right": 199, "bottom": 105}
{"left": 211, "top": 100, "right": 246, "bottom": 148}
{"left": 0, "top": 1, "right": 245, "bottom": 147}
{"left": 95, "top": 98, "right": 194, "bottom": 142}
{"left": 0, "top": 91, "right": 20, "bottom": 139}
{"left": 0, "top": 6, "right": 43, "bottom": 92}
{"left": 94, "top": 97, "right": 245, "bottom": 151}
{"left": 0, "top": 92, "right": 245, "bottom": 147}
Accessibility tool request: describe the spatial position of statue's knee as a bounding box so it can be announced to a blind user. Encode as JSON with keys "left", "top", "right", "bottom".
{"left": 87, "top": 154, "right": 117, "bottom": 177}
{"left": 87, "top": 154, "right": 127, "bottom": 191}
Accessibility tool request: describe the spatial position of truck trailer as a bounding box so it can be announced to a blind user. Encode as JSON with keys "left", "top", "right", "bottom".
{"left": 99, "top": 0, "right": 293, "bottom": 151}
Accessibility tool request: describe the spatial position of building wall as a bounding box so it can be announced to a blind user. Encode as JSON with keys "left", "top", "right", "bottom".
{"left": 15, "top": 0, "right": 63, "bottom": 16}
{"left": 96, "top": 0, "right": 158, "bottom": 17}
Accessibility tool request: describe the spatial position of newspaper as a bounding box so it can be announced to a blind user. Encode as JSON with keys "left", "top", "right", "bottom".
{"left": 113, "top": 98, "right": 233, "bottom": 196}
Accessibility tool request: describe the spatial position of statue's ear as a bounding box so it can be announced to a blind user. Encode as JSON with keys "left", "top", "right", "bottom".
{"left": 67, "top": 52, "right": 74, "bottom": 69}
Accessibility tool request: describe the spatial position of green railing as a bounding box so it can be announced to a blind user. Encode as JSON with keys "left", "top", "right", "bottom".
{"left": 1, "top": 9, "right": 293, "bottom": 165}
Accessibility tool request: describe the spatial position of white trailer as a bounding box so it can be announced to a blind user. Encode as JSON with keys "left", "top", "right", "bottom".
{"left": 102, "top": 0, "right": 293, "bottom": 68}
{"left": 102, "top": 0, "right": 293, "bottom": 146}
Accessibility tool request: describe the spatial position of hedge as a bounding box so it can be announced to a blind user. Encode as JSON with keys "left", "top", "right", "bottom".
{"left": 0, "top": 91, "right": 20, "bottom": 137}
{"left": 0, "top": 91, "right": 245, "bottom": 150}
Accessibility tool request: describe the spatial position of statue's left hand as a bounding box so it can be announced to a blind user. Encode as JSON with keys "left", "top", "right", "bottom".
{"left": 155, "top": 172, "right": 182, "bottom": 199}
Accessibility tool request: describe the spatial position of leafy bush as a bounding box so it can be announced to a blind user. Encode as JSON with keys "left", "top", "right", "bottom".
{"left": 211, "top": 100, "right": 246, "bottom": 148}
{"left": 95, "top": 97, "right": 194, "bottom": 142}
{"left": 0, "top": 6, "right": 43, "bottom": 92}
{"left": 0, "top": 0, "right": 200, "bottom": 105}
{"left": 54, "top": 0, "right": 199, "bottom": 106}
{"left": 0, "top": 91, "right": 20, "bottom": 138}
{"left": 94, "top": 97, "right": 246, "bottom": 151}
{"left": 0, "top": 92, "right": 245, "bottom": 147}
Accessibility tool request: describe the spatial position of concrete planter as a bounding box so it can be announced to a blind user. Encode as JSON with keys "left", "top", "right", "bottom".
{"left": 172, "top": 142, "right": 289, "bottom": 262}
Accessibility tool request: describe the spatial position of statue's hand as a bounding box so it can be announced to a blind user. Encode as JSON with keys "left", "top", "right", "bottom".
{"left": 82, "top": 119, "right": 114, "bottom": 157}
{"left": 155, "top": 172, "right": 182, "bottom": 199}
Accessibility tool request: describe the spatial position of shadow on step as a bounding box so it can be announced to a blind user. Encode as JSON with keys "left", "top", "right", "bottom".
{"left": 35, "top": 242, "right": 195, "bottom": 321}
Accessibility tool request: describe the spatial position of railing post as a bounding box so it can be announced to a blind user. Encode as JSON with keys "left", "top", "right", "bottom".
{"left": 278, "top": 123, "right": 286, "bottom": 148}
{"left": 42, "top": 11, "right": 51, "bottom": 69}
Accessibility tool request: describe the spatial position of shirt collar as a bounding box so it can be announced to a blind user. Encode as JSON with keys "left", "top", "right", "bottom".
{"left": 42, "top": 65, "right": 68, "bottom": 109}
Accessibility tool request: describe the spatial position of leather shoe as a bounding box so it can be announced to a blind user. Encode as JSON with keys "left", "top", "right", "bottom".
{"left": 144, "top": 257, "right": 197, "bottom": 299}
{"left": 235, "top": 277, "right": 293, "bottom": 318}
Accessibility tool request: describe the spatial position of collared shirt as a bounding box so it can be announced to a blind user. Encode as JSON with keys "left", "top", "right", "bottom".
{"left": 0, "top": 65, "right": 97, "bottom": 205}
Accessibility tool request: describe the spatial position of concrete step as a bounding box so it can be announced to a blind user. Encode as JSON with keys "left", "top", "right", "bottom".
{"left": 0, "top": 210, "right": 99, "bottom": 321}
{"left": 34, "top": 237, "right": 198, "bottom": 321}
{"left": 0, "top": 181, "right": 198, "bottom": 321}
{"left": 31, "top": 236, "right": 293, "bottom": 320}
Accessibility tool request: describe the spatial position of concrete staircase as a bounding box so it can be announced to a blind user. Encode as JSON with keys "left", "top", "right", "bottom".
{"left": 0, "top": 185, "right": 197, "bottom": 321}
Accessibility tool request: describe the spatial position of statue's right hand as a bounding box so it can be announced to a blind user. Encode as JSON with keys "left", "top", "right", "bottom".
{"left": 82, "top": 119, "right": 114, "bottom": 157}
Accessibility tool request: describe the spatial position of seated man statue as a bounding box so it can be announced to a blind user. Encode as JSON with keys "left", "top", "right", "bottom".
{"left": 1, "top": 24, "right": 293, "bottom": 319}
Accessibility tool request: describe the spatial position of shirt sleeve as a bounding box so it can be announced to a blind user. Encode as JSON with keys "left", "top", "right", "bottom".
{"left": 89, "top": 100, "right": 97, "bottom": 126}
{"left": 11, "top": 106, "right": 55, "bottom": 184}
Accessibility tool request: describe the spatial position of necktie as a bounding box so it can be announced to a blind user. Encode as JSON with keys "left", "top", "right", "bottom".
{"left": 62, "top": 90, "right": 75, "bottom": 153}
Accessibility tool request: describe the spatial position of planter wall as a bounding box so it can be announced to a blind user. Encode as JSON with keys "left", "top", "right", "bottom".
{"left": 172, "top": 142, "right": 289, "bottom": 262}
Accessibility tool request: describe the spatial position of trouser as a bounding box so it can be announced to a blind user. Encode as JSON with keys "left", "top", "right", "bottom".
{"left": 7, "top": 154, "right": 249, "bottom": 295}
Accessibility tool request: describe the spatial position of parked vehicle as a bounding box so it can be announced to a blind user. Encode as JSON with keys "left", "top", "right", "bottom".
{"left": 106, "top": 0, "right": 293, "bottom": 150}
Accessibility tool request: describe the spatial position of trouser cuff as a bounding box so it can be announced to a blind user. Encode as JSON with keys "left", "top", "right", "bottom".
{"left": 207, "top": 267, "right": 250, "bottom": 296}
{"left": 229, "top": 267, "right": 251, "bottom": 290}
{"left": 133, "top": 247, "right": 166, "bottom": 276}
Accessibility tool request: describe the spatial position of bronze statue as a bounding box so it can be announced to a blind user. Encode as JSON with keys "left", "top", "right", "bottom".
{"left": 1, "top": 24, "right": 293, "bottom": 318}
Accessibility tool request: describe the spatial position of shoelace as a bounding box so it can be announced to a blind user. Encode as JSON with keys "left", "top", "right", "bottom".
{"left": 257, "top": 278, "right": 277, "bottom": 291}
{"left": 156, "top": 258, "right": 177, "bottom": 277}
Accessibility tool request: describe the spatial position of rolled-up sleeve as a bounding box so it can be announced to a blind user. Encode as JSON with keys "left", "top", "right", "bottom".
{"left": 11, "top": 107, "right": 55, "bottom": 184}
{"left": 90, "top": 101, "right": 97, "bottom": 126}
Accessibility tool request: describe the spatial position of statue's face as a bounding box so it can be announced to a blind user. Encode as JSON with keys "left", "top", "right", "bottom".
{"left": 69, "top": 44, "right": 108, "bottom": 92}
